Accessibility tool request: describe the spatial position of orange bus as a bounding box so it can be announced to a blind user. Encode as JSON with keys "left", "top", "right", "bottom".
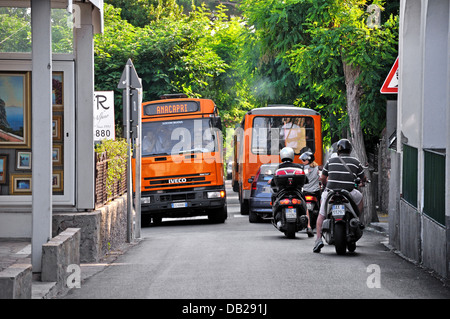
{"left": 135, "top": 94, "right": 227, "bottom": 224}
{"left": 232, "top": 105, "right": 323, "bottom": 214}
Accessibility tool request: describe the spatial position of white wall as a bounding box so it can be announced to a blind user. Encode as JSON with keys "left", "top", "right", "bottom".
{"left": 422, "top": 0, "right": 449, "bottom": 149}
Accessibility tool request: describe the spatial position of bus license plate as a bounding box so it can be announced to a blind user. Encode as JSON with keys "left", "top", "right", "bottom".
{"left": 331, "top": 204, "right": 345, "bottom": 216}
{"left": 172, "top": 202, "right": 187, "bottom": 208}
{"left": 285, "top": 208, "right": 297, "bottom": 219}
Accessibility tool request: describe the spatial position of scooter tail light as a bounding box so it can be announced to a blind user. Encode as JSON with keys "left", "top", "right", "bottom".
{"left": 279, "top": 199, "right": 291, "bottom": 205}
{"left": 305, "top": 195, "right": 315, "bottom": 201}
{"left": 291, "top": 198, "right": 301, "bottom": 205}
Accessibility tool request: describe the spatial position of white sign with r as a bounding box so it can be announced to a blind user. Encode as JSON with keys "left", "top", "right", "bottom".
{"left": 94, "top": 91, "right": 115, "bottom": 141}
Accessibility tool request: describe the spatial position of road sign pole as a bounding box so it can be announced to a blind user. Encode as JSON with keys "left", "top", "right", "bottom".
{"left": 125, "top": 64, "right": 134, "bottom": 243}
{"left": 118, "top": 59, "right": 142, "bottom": 243}
{"left": 133, "top": 87, "right": 142, "bottom": 239}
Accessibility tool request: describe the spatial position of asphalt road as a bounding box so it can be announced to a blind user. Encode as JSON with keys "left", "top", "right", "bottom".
{"left": 61, "top": 181, "right": 450, "bottom": 301}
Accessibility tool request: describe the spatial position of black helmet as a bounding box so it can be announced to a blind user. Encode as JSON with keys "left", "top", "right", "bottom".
{"left": 300, "top": 151, "right": 315, "bottom": 163}
{"left": 280, "top": 147, "right": 295, "bottom": 162}
{"left": 337, "top": 139, "right": 352, "bottom": 154}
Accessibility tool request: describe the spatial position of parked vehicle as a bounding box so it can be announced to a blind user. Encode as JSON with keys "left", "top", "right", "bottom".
{"left": 248, "top": 163, "right": 278, "bottom": 223}
{"left": 321, "top": 188, "right": 365, "bottom": 254}
{"left": 271, "top": 166, "right": 309, "bottom": 238}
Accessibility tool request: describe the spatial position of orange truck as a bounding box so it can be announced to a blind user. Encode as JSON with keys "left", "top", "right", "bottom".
{"left": 135, "top": 94, "right": 227, "bottom": 224}
{"left": 232, "top": 105, "right": 323, "bottom": 214}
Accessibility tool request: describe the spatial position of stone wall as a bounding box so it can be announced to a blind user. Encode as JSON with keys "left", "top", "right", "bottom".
{"left": 52, "top": 194, "right": 128, "bottom": 263}
{"left": 41, "top": 228, "right": 80, "bottom": 290}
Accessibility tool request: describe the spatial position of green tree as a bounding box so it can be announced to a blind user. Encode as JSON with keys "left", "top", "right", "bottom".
{"left": 239, "top": 0, "right": 398, "bottom": 223}
{"left": 94, "top": 3, "right": 228, "bottom": 124}
{"left": 239, "top": 0, "right": 311, "bottom": 106}
{"left": 96, "top": 1, "right": 253, "bottom": 133}
{"left": 287, "top": 0, "right": 398, "bottom": 223}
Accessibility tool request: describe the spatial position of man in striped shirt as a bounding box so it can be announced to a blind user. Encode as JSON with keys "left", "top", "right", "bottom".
{"left": 313, "top": 139, "right": 367, "bottom": 253}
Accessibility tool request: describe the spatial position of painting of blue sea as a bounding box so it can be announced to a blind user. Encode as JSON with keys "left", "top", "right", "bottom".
{"left": 0, "top": 73, "right": 25, "bottom": 142}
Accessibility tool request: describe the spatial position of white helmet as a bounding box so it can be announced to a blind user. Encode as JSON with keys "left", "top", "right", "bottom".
{"left": 280, "top": 147, "right": 295, "bottom": 162}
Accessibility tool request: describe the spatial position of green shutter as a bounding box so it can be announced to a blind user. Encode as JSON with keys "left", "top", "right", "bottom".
{"left": 423, "top": 150, "right": 445, "bottom": 226}
{"left": 402, "top": 144, "right": 418, "bottom": 207}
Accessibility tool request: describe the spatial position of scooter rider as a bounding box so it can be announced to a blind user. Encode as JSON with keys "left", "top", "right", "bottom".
{"left": 270, "top": 147, "right": 304, "bottom": 192}
{"left": 299, "top": 150, "right": 321, "bottom": 199}
{"left": 300, "top": 150, "right": 321, "bottom": 237}
{"left": 313, "top": 139, "right": 366, "bottom": 253}
{"left": 270, "top": 147, "right": 308, "bottom": 228}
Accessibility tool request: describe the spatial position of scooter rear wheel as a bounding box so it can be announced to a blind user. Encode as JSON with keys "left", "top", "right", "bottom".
{"left": 334, "top": 223, "right": 347, "bottom": 255}
{"left": 285, "top": 223, "right": 296, "bottom": 239}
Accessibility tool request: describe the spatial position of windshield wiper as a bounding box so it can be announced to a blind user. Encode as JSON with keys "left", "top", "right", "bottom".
{"left": 151, "top": 152, "right": 169, "bottom": 156}
{"left": 178, "top": 148, "right": 206, "bottom": 154}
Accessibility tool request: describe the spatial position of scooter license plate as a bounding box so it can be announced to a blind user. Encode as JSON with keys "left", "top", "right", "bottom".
{"left": 285, "top": 208, "right": 297, "bottom": 219}
{"left": 331, "top": 204, "right": 345, "bottom": 216}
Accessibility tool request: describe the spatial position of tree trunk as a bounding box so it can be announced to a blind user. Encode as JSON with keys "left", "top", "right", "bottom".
{"left": 342, "top": 58, "right": 375, "bottom": 225}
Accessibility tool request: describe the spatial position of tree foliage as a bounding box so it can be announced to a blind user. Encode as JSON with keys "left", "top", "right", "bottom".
{"left": 96, "top": 0, "right": 398, "bottom": 155}
{"left": 287, "top": 0, "right": 398, "bottom": 150}
{"left": 239, "top": 0, "right": 398, "bottom": 150}
{"left": 95, "top": 2, "right": 252, "bottom": 129}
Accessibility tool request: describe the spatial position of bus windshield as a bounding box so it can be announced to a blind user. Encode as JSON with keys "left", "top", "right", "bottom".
{"left": 251, "top": 116, "right": 315, "bottom": 155}
{"left": 142, "top": 118, "right": 216, "bottom": 157}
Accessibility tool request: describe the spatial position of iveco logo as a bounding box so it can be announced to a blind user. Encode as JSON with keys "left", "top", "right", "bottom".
{"left": 169, "top": 178, "right": 187, "bottom": 184}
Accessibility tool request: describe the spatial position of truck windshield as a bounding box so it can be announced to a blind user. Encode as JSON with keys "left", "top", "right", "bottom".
{"left": 252, "top": 116, "right": 315, "bottom": 155}
{"left": 142, "top": 118, "right": 216, "bottom": 157}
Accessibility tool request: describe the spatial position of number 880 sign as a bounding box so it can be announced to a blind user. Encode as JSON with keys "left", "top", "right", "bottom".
{"left": 94, "top": 91, "right": 115, "bottom": 142}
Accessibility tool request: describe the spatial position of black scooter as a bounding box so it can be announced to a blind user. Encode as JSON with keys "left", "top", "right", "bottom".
{"left": 321, "top": 188, "right": 364, "bottom": 254}
{"left": 271, "top": 167, "right": 309, "bottom": 239}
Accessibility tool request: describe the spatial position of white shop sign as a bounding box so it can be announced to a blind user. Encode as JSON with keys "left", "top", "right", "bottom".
{"left": 94, "top": 91, "right": 115, "bottom": 141}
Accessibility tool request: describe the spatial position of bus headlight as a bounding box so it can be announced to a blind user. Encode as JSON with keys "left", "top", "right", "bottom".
{"left": 207, "top": 191, "right": 225, "bottom": 199}
{"left": 141, "top": 197, "right": 151, "bottom": 204}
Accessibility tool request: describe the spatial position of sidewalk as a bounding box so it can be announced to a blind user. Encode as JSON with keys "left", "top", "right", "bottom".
{"left": 0, "top": 238, "right": 133, "bottom": 299}
{"left": 367, "top": 213, "right": 389, "bottom": 234}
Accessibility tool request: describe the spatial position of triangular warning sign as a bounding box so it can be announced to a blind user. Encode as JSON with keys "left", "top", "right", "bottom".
{"left": 380, "top": 57, "right": 398, "bottom": 94}
{"left": 118, "top": 59, "right": 142, "bottom": 89}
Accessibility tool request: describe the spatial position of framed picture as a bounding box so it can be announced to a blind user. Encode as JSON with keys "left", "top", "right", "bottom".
{"left": 52, "top": 144, "right": 63, "bottom": 165}
{"left": 10, "top": 174, "right": 32, "bottom": 195}
{"left": 0, "top": 154, "right": 7, "bottom": 184}
{"left": 0, "top": 72, "right": 31, "bottom": 148}
{"left": 52, "top": 115, "right": 62, "bottom": 141}
{"left": 16, "top": 150, "right": 31, "bottom": 170}
{"left": 52, "top": 170, "right": 63, "bottom": 192}
{"left": 52, "top": 72, "right": 64, "bottom": 111}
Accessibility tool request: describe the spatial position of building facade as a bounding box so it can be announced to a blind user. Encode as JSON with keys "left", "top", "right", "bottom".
{"left": 389, "top": 0, "right": 450, "bottom": 280}
{"left": 0, "top": 0, "right": 103, "bottom": 271}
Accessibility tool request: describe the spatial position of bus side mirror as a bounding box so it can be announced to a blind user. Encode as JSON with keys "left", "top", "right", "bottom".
{"left": 214, "top": 117, "right": 223, "bottom": 131}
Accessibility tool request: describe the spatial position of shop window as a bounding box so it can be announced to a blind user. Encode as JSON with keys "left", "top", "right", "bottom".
{"left": 0, "top": 71, "right": 65, "bottom": 196}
